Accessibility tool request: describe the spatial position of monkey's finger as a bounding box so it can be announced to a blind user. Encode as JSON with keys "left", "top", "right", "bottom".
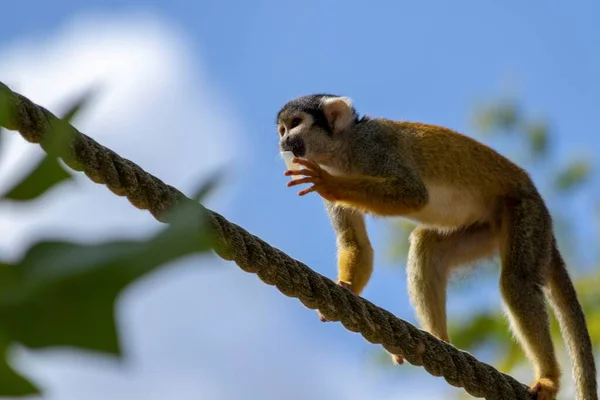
{"left": 317, "top": 310, "right": 329, "bottom": 322}
{"left": 298, "top": 186, "right": 317, "bottom": 196}
{"left": 284, "top": 168, "right": 319, "bottom": 177}
{"left": 292, "top": 158, "right": 320, "bottom": 171}
{"left": 287, "top": 177, "right": 317, "bottom": 187}
{"left": 338, "top": 281, "right": 354, "bottom": 292}
{"left": 391, "top": 354, "right": 405, "bottom": 365}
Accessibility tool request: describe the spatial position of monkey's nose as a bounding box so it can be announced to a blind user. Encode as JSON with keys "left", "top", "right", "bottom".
{"left": 283, "top": 135, "right": 306, "bottom": 157}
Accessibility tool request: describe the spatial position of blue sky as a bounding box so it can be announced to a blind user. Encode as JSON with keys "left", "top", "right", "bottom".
{"left": 0, "top": 1, "right": 599, "bottom": 399}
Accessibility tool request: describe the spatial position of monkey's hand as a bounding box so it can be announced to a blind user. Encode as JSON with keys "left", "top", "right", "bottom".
{"left": 284, "top": 158, "right": 427, "bottom": 216}
{"left": 284, "top": 158, "right": 341, "bottom": 202}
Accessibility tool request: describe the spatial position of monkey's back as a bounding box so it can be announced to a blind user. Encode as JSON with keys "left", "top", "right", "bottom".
{"left": 388, "top": 121, "right": 533, "bottom": 196}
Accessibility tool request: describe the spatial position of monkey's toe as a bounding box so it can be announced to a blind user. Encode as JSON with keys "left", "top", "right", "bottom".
{"left": 390, "top": 353, "right": 404, "bottom": 365}
{"left": 317, "top": 281, "right": 355, "bottom": 322}
{"left": 337, "top": 280, "right": 353, "bottom": 291}
{"left": 528, "top": 378, "right": 558, "bottom": 400}
{"left": 317, "top": 310, "right": 328, "bottom": 322}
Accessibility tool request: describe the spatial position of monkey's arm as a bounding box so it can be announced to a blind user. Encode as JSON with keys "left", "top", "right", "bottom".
{"left": 328, "top": 173, "right": 428, "bottom": 216}
{"left": 287, "top": 159, "right": 428, "bottom": 217}
{"left": 325, "top": 201, "right": 374, "bottom": 295}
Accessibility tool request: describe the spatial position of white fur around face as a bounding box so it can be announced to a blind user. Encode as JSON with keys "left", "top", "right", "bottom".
{"left": 278, "top": 113, "right": 314, "bottom": 137}
{"left": 321, "top": 96, "right": 353, "bottom": 109}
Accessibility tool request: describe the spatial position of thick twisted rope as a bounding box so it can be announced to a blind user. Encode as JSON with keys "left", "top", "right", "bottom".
{"left": 0, "top": 82, "right": 533, "bottom": 400}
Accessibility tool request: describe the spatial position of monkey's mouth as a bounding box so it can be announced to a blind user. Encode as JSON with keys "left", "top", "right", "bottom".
{"left": 280, "top": 135, "right": 306, "bottom": 158}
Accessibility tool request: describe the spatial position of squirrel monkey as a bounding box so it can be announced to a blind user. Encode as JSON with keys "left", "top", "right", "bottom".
{"left": 276, "top": 94, "right": 597, "bottom": 400}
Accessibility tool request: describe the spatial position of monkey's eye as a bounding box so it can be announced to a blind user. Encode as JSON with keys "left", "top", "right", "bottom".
{"left": 290, "top": 118, "right": 302, "bottom": 129}
{"left": 278, "top": 126, "right": 285, "bottom": 136}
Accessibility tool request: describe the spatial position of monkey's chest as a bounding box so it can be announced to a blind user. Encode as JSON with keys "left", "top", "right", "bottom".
{"left": 404, "top": 183, "right": 489, "bottom": 228}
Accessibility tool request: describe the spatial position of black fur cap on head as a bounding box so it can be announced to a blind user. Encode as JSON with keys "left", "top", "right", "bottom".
{"left": 276, "top": 94, "right": 368, "bottom": 134}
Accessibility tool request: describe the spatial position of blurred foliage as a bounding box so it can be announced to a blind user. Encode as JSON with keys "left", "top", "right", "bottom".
{"left": 59, "top": 85, "right": 100, "bottom": 125}
{"left": 4, "top": 156, "right": 72, "bottom": 201}
{"left": 0, "top": 87, "right": 13, "bottom": 130}
{"left": 555, "top": 160, "right": 591, "bottom": 192}
{"left": 473, "top": 98, "right": 522, "bottom": 135}
{"left": 0, "top": 93, "right": 216, "bottom": 396}
{"left": 385, "top": 93, "right": 599, "bottom": 391}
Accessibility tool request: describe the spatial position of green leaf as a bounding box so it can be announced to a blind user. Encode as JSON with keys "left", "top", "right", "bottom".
{"left": 0, "top": 353, "right": 39, "bottom": 396}
{"left": 554, "top": 160, "right": 591, "bottom": 192}
{"left": 449, "top": 312, "right": 510, "bottom": 350}
{"left": 0, "top": 317, "right": 39, "bottom": 396}
{"left": 0, "top": 203, "right": 212, "bottom": 355}
{"left": 491, "top": 101, "right": 520, "bottom": 132}
{"left": 0, "top": 86, "right": 101, "bottom": 201}
{"left": 0, "top": 245, "right": 124, "bottom": 354}
{"left": 473, "top": 100, "right": 521, "bottom": 136}
{"left": 3, "top": 155, "right": 72, "bottom": 201}
{"left": 59, "top": 85, "right": 99, "bottom": 124}
{"left": 190, "top": 168, "right": 226, "bottom": 203}
{"left": 497, "top": 341, "right": 524, "bottom": 373}
{"left": 40, "top": 101, "right": 82, "bottom": 160}
{"left": 43, "top": 117, "right": 77, "bottom": 159}
{"left": 0, "top": 84, "right": 15, "bottom": 130}
{"left": 0, "top": 83, "right": 80, "bottom": 161}
{"left": 0, "top": 187, "right": 214, "bottom": 395}
{"left": 525, "top": 122, "right": 549, "bottom": 158}
{"left": 473, "top": 108, "right": 496, "bottom": 136}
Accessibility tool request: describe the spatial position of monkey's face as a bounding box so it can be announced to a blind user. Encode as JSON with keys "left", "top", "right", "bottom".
{"left": 276, "top": 94, "right": 358, "bottom": 166}
{"left": 277, "top": 111, "right": 333, "bottom": 162}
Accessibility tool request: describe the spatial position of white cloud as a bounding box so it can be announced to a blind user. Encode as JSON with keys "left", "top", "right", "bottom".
{"left": 0, "top": 11, "right": 242, "bottom": 257}
{"left": 0, "top": 11, "right": 442, "bottom": 400}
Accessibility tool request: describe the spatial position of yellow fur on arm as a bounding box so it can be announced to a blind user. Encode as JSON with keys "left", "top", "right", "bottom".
{"left": 331, "top": 174, "right": 426, "bottom": 217}
{"left": 338, "top": 243, "right": 373, "bottom": 295}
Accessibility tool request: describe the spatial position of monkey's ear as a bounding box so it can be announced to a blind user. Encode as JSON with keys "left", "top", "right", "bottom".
{"left": 321, "top": 96, "right": 355, "bottom": 133}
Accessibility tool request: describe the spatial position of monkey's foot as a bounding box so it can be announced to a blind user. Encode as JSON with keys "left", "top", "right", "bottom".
{"left": 389, "top": 339, "right": 426, "bottom": 366}
{"left": 317, "top": 281, "right": 354, "bottom": 322}
{"left": 390, "top": 353, "right": 404, "bottom": 365}
{"left": 528, "top": 377, "right": 558, "bottom": 400}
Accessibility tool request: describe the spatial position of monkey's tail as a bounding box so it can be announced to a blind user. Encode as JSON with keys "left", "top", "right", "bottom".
{"left": 547, "top": 244, "right": 598, "bottom": 400}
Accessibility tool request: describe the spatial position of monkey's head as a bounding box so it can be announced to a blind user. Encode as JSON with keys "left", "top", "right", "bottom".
{"left": 276, "top": 94, "right": 362, "bottom": 166}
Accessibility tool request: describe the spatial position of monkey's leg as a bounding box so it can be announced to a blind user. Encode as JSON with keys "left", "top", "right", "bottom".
{"left": 318, "top": 202, "right": 373, "bottom": 322}
{"left": 499, "top": 197, "right": 560, "bottom": 400}
{"left": 399, "top": 224, "right": 497, "bottom": 365}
